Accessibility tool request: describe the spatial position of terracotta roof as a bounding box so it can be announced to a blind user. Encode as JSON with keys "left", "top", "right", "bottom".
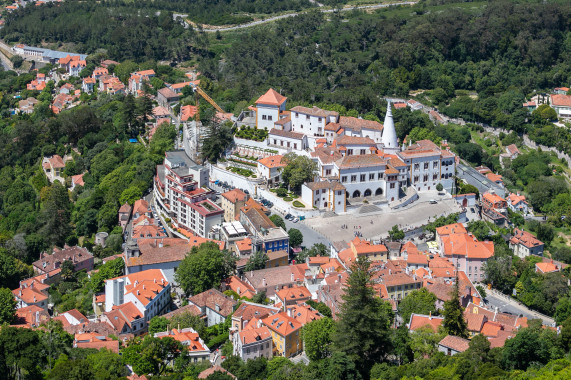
{"left": 132, "top": 224, "right": 166, "bottom": 239}
{"left": 180, "top": 105, "right": 198, "bottom": 121}
{"left": 157, "top": 87, "right": 179, "bottom": 100}
{"left": 380, "top": 273, "right": 421, "bottom": 287}
{"left": 244, "top": 265, "right": 306, "bottom": 291}
{"left": 33, "top": 245, "right": 93, "bottom": 274}
{"left": 286, "top": 303, "right": 322, "bottom": 325}
{"left": 189, "top": 289, "right": 237, "bottom": 317}
{"left": 269, "top": 128, "right": 305, "bottom": 140}
{"left": 256, "top": 89, "right": 287, "bottom": 106}
{"left": 435, "top": 223, "right": 467, "bottom": 236}
{"left": 510, "top": 228, "right": 543, "bottom": 249}
{"left": 155, "top": 328, "right": 208, "bottom": 352}
{"left": 399, "top": 140, "right": 442, "bottom": 158}
{"left": 430, "top": 267, "right": 457, "bottom": 278}
{"left": 336, "top": 154, "right": 385, "bottom": 169}
{"left": 239, "top": 325, "right": 272, "bottom": 345}
{"left": 126, "top": 237, "right": 223, "bottom": 267}
{"left": 426, "top": 282, "right": 453, "bottom": 302}
{"left": 262, "top": 312, "right": 302, "bottom": 336}
{"left": 71, "top": 173, "right": 84, "bottom": 186}
{"left": 507, "top": 193, "right": 527, "bottom": 206}
{"left": 161, "top": 304, "right": 203, "bottom": 319}
{"left": 290, "top": 106, "right": 338, "bottom": 118}
{"left": 441, "top": 233, "right": 494, "bottom": 259}
{"left": 232, "top": 302, "right": 279, "bottom": 321}
{"left": 267, "top": 250, "right": 288, "bottom": 262}
{"left": 258, "top": 155, "right": 286, "bottom": 169}
{"left": 311, "top": 146, "right": 343, "bottom": 164}
{"left": 406, "top": 254, "right": 428, "bottom": 265}
{"left": 75, "top": 333, "right": 119, "bottom": 353}
{"left": 439, "top": 335, "right": 470, "bottom": 352}
{"left": 235, "top": 238, "right": 252, "bottom": 253}
{"left": 408, "top": 313, "right": 444, "bottom": 333}
{"left": 465, "top": 312, "right": 487, "bottom": 332}
{"left": 304, "top": 181, "right": 345, "bottom": 191}
{"left": 536, "top": 261, "right": 559, "bottom": 273}
{"left": 550, "top": 94, "right": 571, "bottom": 107}
{"left": 114, "top": 269, "right": 169, "bottom": 307}
{"left": 336, "top": 135, "right": 377, "bottom": 146}
{"left": 338, "top": 116, "right": 382, "bottom": 132}
{"left": 483, "top": 192, "right": 506, "bottom": 205}
{"left": 132, "top": 199, "right": 150, "bottom": 216}
{"left": 276, "top": 285, "right": 311, "bottom": 304}
{"left": 12, "top": 305, "right": 50, "bottom": 328}
{"left": 505, "top": 144, "right": 520, "bottom": 156}
{"left": 401, "top": 241, "right": 419, "bottom": 255}
{"left": 485, "top": 173, "right": 503, "bottom": 183}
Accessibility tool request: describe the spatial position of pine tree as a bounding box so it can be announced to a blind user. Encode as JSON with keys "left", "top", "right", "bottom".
{"left": 442, "top": 278, "right": 469, "bottom": 338}
{"left": 333, "top": 257, "right": 393, "bottom": 378}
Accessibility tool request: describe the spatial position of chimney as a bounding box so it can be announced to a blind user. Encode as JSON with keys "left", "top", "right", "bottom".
{"left": 158, "top": 239, "right": 163, "bottom": 248}
{"left": 19, "top": 289, "right": 22, "bottom": 297}
{"left": 33, "top": 296, "right": 36, "bottom": 303}
{"left": 262, "top": 278, "right": 266, "bottom": 287}
{"left": 35, "top": 311, "right": 40, "bottom": 326}
{"left": 429, "top": 311, "right": 432, "bottom": 320}
{"left": 143, "top": 285, "right": 146, "bottom": 290}
{"left": 389, "top": 269, "right": 391, "bottom": 275}
{"left": 287, "top": 308, "right": 292, "bottom": 317}
{"left": 137, "top": 290, "right": 140, "bottom": 295}
{"left": 243, "top": 336, "right": 246, "bottom": 344}
{"left": 154, "top": 278, "right": 156, "bottom": 283}
{"left": 291, "top": 273, "right": 294, "bottom": 282}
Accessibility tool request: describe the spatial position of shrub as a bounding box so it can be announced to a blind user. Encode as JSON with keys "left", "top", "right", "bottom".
{"left": 276, "top": 188, "right": 288, "bottom": 197}
{"left": 292, "top": 200, "right": 304, "bottom": 208}
{"left": 284, "top": 197, "right": 293, "bottom": 201}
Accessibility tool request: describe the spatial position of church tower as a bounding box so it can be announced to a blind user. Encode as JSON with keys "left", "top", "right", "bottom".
{"left": 381, "top": 100, "right": 399, "bottom": 154}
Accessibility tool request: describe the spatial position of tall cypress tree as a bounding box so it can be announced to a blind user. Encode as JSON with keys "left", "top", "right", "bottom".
{"left": 333, "top": 257, "right": 393, "bottom": 379}
{"left": 442, "top": 278, "right": 469, "bottom": 338}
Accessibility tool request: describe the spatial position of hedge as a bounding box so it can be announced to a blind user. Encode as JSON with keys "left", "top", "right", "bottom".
{"left": 292, "top": 201, "right": 304, "bottom": 208}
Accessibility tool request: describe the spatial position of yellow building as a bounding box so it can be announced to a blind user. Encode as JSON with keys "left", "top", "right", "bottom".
{"left": 262, "top": 311, "right": 302, "bottom": 357}
{"left": 266, "top": 250, "right": 289, "bottom": 268}
{"left": 221, "top": 189, "right": 248, "bottom": 222}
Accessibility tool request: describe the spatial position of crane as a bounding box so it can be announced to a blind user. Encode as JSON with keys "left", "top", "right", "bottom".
{"left": 193, "top": 85, "right": 224, "bottom": 121}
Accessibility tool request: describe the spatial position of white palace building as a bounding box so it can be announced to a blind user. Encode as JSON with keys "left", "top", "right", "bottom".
{"left": 248, "top": 89, "right": 457, "bottom": 212}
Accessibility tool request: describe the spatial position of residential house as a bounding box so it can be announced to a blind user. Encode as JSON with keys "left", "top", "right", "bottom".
{"left": 12, "top": 281, "right": 49, "bottom": 310}
{"left": 188, "top": 289, "right": 237, "bottom": 327}
{"left": 154, "top": 328, "right": 210, "bottom": 363}
{"left": 337, "top": 237, "right": 388, "bottom": 269}
{"left": 275, "top": 285, "right": 311, "bottom": 310}
{"left": 222, "top": 276, "right": 257, "bottom": 300}
{"left": 198, "top": 366, "right": 236, "bottom": 379}
{"left": 505, "top": 144, "right": 520, "bottom": 159}
{"left": 266, "top": 250, "right": 289, "bottom": 269}
{"left": 377, "top": 272, "right": 422, "bottom": 301}
{"left": 549, "top": 94, "right": 571, "bottom": 120}
{"left": 124, "top": 236, "right": 224, "bottom": 284}
{"left": 242, "top": 264, "right": 308, "bottom": 297}
{"left": 485, "top": 173, "right": 503, "bottom": 187}
{"left": 257, "top": 155, "right": 286, "bottom": 186}
{"left": 262, "top": 311, "right": 302, "bottom": 357}
{"left": 230, "top": 302, "right": 280, "bottom": 333}
{"left": 70, "top": 173, "right": 85, "bottom": 191}
{"left": 157, "top": 87, "right": 180, "bottom": 107}
{"left": 509, "top": 229, "right": 544, "bottom": 258}
{"left": 221, "top": 189, "right": 248, "bottom": 222}
{"left": 407, "top": 99, "right": 423, "bottom": 111}
{"left": 554, "top": 87, "right": 570, "bottom": 95}
{"left": 233, "top": 323, "right": 273, "bottom": 361}
{"left": 104, "top": 269, "right": 171, "bottom": 334}
{"left": 481, "top": 191, "right": 508, "bottom": 226}
{"left": 92, "top": 67, "right": 109, "bottom": 80}
{"left": 180, "top": 105, "right": 198, "bottom": 122}
{"left": 256, "top": 88, "right": 287, "bottom": 130}
{"left": 18, "top": 97, "right": 39, "bottom": 114}
{"left": 27, "top": 73, "right": 47, "bottom": 91}
{"left": 407, "top": 313, "right": 444, "bottom": 333}
{"left": 437, "top": 226, "right": 494, "bottom": 283}
{"left": 535, "top": 261, "right": 560, "bottom": 274}
{"left": 507, "top": 193, "right": 529, "bottom": 214}
{"left": 42, "top": 154, "right": 66, "bottom": 183}
{"left": 118, "top": 203, "right": 132, "bottom": 230}
{"left": 11, "top": 305, "right": 50, "bottom": 328}
{"left": 438, "top": 335, "right": 470, "bottom": 356}
{"left": 53, "top": 309, "right": 88, "bottom": 332}
{"left": 74, "top": 333, "right": 119, "bottom": 353}
{"left": 33, "top": 245, "right": 94, "bottom": 275}
{"left": 453, "top": 193, "right": 477, "bottom": 208}
{"left": 59, "top": 55, "right": 86, "bottom": 76}
{"left": 128, "top": 70, "right": 155, "bottom": 94}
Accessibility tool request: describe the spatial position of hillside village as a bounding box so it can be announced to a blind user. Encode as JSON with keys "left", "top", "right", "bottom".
{"left": 0, "top": 1, "right": 571, "bottom": 378}
{"left": 3, "top": 49, "right": 570, "bottom": 378}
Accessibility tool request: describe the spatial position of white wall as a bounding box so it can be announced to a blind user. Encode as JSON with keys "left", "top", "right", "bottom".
{"left": 257, "top": 105, "right": 279, "bottom": 130}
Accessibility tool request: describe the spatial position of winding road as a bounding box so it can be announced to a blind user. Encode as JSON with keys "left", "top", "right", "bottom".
{"left": 197, "top": 1, "right": 418, "bottom": 32}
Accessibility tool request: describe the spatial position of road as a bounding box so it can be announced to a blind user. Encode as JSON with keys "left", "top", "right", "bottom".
{"left": 485, "top": 291, "right": 555, "bottom": 326}
{"left": 281, "top": 212, "right": 332, "bottom": 249}
{"left": 198, "top": 2, "right": 417, "bottom": 32}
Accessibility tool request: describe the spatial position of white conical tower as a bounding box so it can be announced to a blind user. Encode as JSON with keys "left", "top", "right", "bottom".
{"left": 382, "top": 100, "right": 399, "bottom": 153}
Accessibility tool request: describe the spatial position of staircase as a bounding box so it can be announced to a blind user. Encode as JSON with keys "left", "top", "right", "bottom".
{"left": 358, "top": 204, "right": 382, "bottom": 214}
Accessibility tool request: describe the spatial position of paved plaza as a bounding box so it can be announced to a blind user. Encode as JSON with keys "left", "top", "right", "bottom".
{"left": 304, "top": 195, "right": 462, "bottom": 243}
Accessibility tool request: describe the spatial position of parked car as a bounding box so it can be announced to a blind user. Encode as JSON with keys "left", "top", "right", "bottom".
{"left": 292, "top": 217, "right": 299, "bottom": 223}
{"left": 429, "top": 199, "right": 438, "bottom": 204}
{"left": 285, "top": 214, "right": 292, "bottom": 220}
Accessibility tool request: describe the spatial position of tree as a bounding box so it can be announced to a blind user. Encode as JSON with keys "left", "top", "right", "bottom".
{"left": 325, "top": 351, "right": 362, "bottom": 380}
{"left": 245, "top": 251, "right": 268, "bottom": 271}
{"left": 532, "top": 104, "right": 557, "bottom": 121}
{"left": 388, "top": 225, "right": 405, "bottom": 241}
{"left": 175, "top": 242, "right": 237, "bottom": 295}
{"left": 0, "top": 327, "right": 44, "bottom": 379}
{"left": 122, "top": 336, "right": 184, "bottom": 376}
{"left": 501, "top": 325, "right": 560, "bottom": 370}
{"left": 119, "top": 186, "right": 143, "bottom": 206}
{"left": 436, "top": 183, "right": 444, "bottom": 192}
{"left": 391, "top": 325, "right": 414, "bottom": 365}
{"left": 251, "top": 291, "right": 267, "bottom": 305}
{"left": 38, "top": 320, "right": 74, "bottom": 370}
{"left": 41, "top": 181, "right": 71, "bottom": 246}
{"left": 333, "top": 257, "right": 393, "bottom": 376}
{"left": 60, "top": 259, "right": 75, "bottom": 281}
{"left": 296, "top": 243, "right": 329, "bottom": 262}
{"left": 561, "top": 315, "right": 571, "bottom": 351}
{"left": 306, "top": 299, "right": 332, "bottom": 318}
{"left": 269, "top": 214, "right": 286, "bottom": 230}
{"left": 47, "top": 358, "right": 94, "bottom": 380}
{"left": 476, "top": 285, "right": 487, "bottom": 299}
{"left": 201, "top": 120, "right": 234, "bottom": 163}
{"left": 456, "top": 143, "right": 484, "bottom": 165}
{"left": 85, "top": 348, "right": 128, "bottom": 379}
{"left": 442, "top": 280, "right": 468, "bottom": 338}
{"left": 398, "top": 288, "right": 437, "bottom": 324}
{"left": 409, "top": 326, "right": 445, "bottom": 360}
{"left": 0, "top": 287, "right": 17, "bottom": 324}
{"left": 302, "top": 317, "right": 334, "bottom": 361}
{"left": 148, "top": 316, "right": 169, "bottom": 335}
{"left": 467, "top": 220, "right": 490, "bottom": 241}
{"left": 280, "top": 153, "right": 317, "bottom": 191}
{"left": 288, "top": 228, "right": 303, "bottom": 248}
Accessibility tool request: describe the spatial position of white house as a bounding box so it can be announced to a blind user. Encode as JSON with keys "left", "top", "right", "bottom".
{"left": 257, "top": 155, "right": 286, "bottom": 186}
{"left": 289, "top": 106, "right": 338, "bottom": 148}
{"left": 104, "top": 269, "right": 171, "bottom": 334}
{"left": 256, "top": 89, "right": 287, "bottom": 130}
{"left": 550, "top": 94, "right": 571, "bottom": 120}
{"left": 301, "top": 181, "right": 346, "bottom": 212}
{"left": 507, "top": 193, "right": 529, "bottom": 214}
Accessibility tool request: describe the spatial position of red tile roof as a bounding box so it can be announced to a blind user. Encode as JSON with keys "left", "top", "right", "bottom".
{"left": 408, "top": 313, "right": 443, "bottom": 332}
{"left": 550, "top": 94, "right": 571, "bottom": 107}
{"left": 439, "top": 335, "right": 470, "bottom": 352}
{"left": 510, "top": 228, "right": 543, "bottom": 249}
{"left": 262, "top": 312, "right": 302, "bottom": 336}
{"left": 256, "top": 88, "right": 287, "bottom": 106}
{"left": 258, "top": 155, "right": 286, "bottom": 169}
{"left": 435, "top": 223, "right": 466, "bottom": 236}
